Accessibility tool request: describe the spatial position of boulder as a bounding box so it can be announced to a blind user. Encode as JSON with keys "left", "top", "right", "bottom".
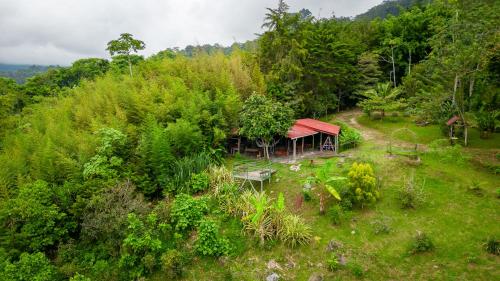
{"left": 266, "top": 272, "right": 280, "bottom": 281}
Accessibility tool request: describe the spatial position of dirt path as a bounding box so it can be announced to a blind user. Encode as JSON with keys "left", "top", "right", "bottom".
{"left": 334, "top": 109, "right": 387, "bottom": 146}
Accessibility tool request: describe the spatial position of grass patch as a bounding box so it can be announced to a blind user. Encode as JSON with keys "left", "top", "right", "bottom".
{"left": 183, "top": 114, "right": 499, "bottom": 280}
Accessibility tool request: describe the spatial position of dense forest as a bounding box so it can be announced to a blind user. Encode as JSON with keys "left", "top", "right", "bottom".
{"left": 0, "top": 0, "right": 498, "bottom": 280}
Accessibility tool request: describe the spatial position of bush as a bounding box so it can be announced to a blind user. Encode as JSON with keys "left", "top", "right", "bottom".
{"left": 119, "top": 212, "right": 173, "bottom": 278}
{"left": 398, "top": 175, "right": 425, "bottom": 209}
{"left": 484, "top": 237, "right": 499, "bottom": 255}
{"left": 302, "top": 188, "right": 312, "bottom": 202}
{"left": 347, "top": 162, "right": 379, "bottom": 207}
{"left": 195, "top": 219, "right": 231, "bottom": 256}
{"left": 408, "top": 231, "right": 434, "bottom": 254}
{"left": 327, "top": 205, "right": 344, "bottom": 225}
{"left": 326, "top": 254, "right": 342, "bottom": 271}
{"left": 371, "top": 217, "right": 391, "bottom": 235}
{"left": 3, "top": 252, "right": 57, "bottom": 281}
{"left": 0, "top": 180, "right": 72, "bottom": 252}
{"left": 190, "top": 172, "right": 210, "bottom": 193}
{"left": 70, "top": 273, "right": 92, "bottom": 281}
{"left": 278, "top": 214, "right": 312, "bottom": 247}
{"left": 335, "top": 121, "right": 362, "bottom": 147}
{"left": 165, "top": 153, "right": 213, "bottom": 194}
{"left": 161, "top": 249, "right": 185, "bottom": 279}
{"left": 170, "top": 194, "right": 209, "bottom": 232}
{"left": 348, "top": 262, "right": 364, "bottom": 278}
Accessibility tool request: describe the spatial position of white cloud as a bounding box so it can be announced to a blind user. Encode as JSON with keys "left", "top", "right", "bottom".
{"left": 0, "top": 0, "right": 382, "bottom": 65}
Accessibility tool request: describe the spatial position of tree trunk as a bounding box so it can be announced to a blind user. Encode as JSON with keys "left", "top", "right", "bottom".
{"left": 408, "top": 49, "right": 412, "bottom": 76}
{"left": 337, "top": 90, "right": 342, "bottom": 113}
{"left": 128, "top": 55, "right": 133, "bottom": 77}
{"left": 319, "top": 193, "right": 325, "bottom": 215}
{"left": 381, "top": 109, "right": 385, "bottom": 118}
{"left": 391, "top": 46, "right": 397, "bottom": 87}
{"left": 464, "top": 125, "right": 468, "bottom": 147}
{"left": 452, "top": 74, "right": 459, "bottom": 105}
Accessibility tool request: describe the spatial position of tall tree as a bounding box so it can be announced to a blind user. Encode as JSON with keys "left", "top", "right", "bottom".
{"left": 239, "top": 94, "right": 294, "bottom": 160}
{"left": 106, "top": 33, "right": 145, "bottom": 77}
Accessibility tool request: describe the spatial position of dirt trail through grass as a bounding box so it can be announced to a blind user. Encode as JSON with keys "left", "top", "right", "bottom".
{"left": 334, "top": 109, "right": 385, "bottom": 145}
{"left": 334, "top": 109, "right": 429, "bottom": 152}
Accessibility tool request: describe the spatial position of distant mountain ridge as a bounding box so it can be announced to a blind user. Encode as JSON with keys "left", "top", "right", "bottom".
{"left": 0, "top": 64, "right": 53, "bottom": 84}
{"left": 356, "top": 0, "right": 432, "bottom": 20}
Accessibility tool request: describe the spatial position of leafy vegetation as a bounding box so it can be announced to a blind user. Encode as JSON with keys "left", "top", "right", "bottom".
{"left": 0, "top": 0, "right": 498, "bottom": 280}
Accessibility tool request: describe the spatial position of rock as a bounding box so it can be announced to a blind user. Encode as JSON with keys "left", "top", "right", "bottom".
{"left": 326, "top": 239, "right": 344, "bottom": 252}
{"left": 266, "top": 272, "right": 280, "bottom": 281}
{"left": 267, "top": 260, "right": 282, "bottom": 271}
{"left": 308, "top": 273, "right": 324, "bottom": 281}
{"left": 338, "top": 254, "right": 347, "bottom": 266}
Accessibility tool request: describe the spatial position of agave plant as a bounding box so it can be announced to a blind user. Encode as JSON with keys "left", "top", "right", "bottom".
{"left": 306, "top": 160, "right": 345, "bottom": 214}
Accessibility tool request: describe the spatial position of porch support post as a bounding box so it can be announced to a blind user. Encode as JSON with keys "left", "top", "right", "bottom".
{"left": 312, "top": 134, "right": 315, "bottom": 150}
{"left": 293, "top": 139, "right": 297, "bottom": 161}
{"left": 301, "top": 137, "right": 304, "bottom": 154}
{"left": 335, "top": 134, "right": 339, "bottom": 154}
{"left": 320, "top": 133, "right": 323, "bottom": 152}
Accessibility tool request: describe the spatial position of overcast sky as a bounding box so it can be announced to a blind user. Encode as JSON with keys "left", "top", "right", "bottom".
{"left": 0, "top": 0, "right": 382, "bottom": 65}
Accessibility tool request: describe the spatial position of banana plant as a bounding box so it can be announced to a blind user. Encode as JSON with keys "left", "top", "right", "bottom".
{"left": 305, "top": 160, "right": 346, "bottom": 214}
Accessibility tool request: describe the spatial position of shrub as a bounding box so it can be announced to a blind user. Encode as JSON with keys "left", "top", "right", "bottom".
{"left": 348, "top": 262, "right": 364, "bottom": 278}
{"left": 81, "top": 181, "right": 149, "bottom": 245}
{"left": 302, "top": 188, "right": 312, "bottom": 202}
{"left": 3, "top": 252, "right": 57, "bottom": 281}
{"left": 119, "top": 212, "right": 172, "bottom": 278}
{"left": 83, "top": 128, "right": 127, "bottom": 180}
{"left": 335, "top": 121, "right": 362, "bottom": 147}
{"left": 195, "top": 219, "right": 231, "bottom": 256}
{"left": 371, "top": 217, "right": 391, "bottom": 235}
{"left": 208, "top": 165, "right": 234, "bottom": 197}
{"left": 161, "top": 249, "right": 185, "bottom": 279}
{"left": 398, "top": 175, "right": 425, "bottom": 209}
{"left": 347, "top": 162, "right": 379, "bottom": 207}
{"left": 165, "top": 153, "right": 213, "bottom": 194}
{"left": 70, "top": 273, "right": 92, "bottom": 281}
{"left": 0, "top": 180, "right": 71, "bottom": 252}
{"left": 467, "top": 181, "right": 485, "bottom": 197}
{"left": 190, "top": 171, "right": 210, "bottom": 193}
{"left": 278, "top": 214, "right": 312, "bottom": 247}
{"left": 408, "top": 231, "right": 434, "bottom": 254}
{"left": 327, "top": 205, "right": 344, "bottom": 225}
{"left": 326, "top": 254, "right": 342, "bottom": 271}
{"left": 484, "top": 237, "right": 499, "bottom": 255}
{"left": 170, "top": 194, "right": 208, "bottom": 232}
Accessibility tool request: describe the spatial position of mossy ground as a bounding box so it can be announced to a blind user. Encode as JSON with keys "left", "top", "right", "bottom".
{"left": 161, "top": 113, "right": 499, "bottom": 281}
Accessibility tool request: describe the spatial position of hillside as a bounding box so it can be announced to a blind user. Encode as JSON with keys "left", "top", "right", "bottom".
{"left": 356, "top": 0, "right": 432, "bottom": 20}
{"left": 0, "top": 0, "right": 498, "bottom": 280}
{"left": 0, "top": 64, "right": 52, "bottom": 83}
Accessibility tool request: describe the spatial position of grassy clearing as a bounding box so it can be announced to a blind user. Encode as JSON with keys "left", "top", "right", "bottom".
{"left": 178, "top": 116, "right": 499, "bottom": 281}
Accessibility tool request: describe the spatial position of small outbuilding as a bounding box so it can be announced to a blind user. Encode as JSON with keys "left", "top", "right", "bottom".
{"left": 287, "top": 118, "right": 341, "bottom": 161}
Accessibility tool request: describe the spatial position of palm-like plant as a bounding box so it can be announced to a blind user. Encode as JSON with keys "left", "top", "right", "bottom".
{"left": 358, "top": 82, "right": 406, "bottom": 117}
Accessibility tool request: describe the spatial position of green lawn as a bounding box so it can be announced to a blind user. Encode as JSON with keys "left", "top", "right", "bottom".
{"left": 173, "top": 131, "right": 499, "bottom": 280}
{"left": 357, "top": 115, "right": 500, "bottom": 150}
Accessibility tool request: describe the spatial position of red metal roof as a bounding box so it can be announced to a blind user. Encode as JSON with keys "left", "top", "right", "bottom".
{"left": 287, "top": 124, "right": 318, "bottom": 139}
{"left": 295, "top": 118, "right": 340, "bottom": 136}
{"left": 287, "top": 118, "right": 340, "bottom": 139}
{"left": 446, "top": 115, "right": 460, "bottom": 126}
